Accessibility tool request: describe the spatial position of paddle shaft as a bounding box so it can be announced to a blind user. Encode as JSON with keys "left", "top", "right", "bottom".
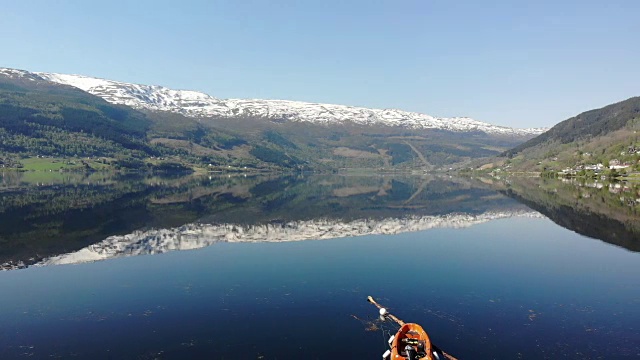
{"left": 367, "top": 296, "right": 405, "bottom": 326}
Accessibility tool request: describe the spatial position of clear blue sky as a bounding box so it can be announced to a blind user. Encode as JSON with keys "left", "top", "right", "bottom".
{"left": 1, "top": 0, "right": 638, "bottom": 128}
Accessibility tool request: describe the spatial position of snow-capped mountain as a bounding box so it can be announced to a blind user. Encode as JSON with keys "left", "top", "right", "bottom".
{"left": 36, "top": 210, "right": 544, "bottom": 267}
{"left": 0, "top": 68, "right": 545, "bottom": 136}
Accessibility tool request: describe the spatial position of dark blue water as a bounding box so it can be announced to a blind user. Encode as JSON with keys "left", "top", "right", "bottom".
{"left": 0, "top": 175, "right": 638, "bottom": 359}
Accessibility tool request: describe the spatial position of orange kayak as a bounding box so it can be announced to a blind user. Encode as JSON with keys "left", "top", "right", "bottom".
{"left": 388, "top": 323, "right": 433, "bottom": 359}
{"left": 368, "top": 296, "right": 457, "bottom": 360}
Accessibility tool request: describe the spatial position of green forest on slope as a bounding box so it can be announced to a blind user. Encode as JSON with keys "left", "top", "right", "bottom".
{"left": 499, "top": 97, "right": 640, "bottom": 173}
{"left": 0, "top": 73, "right": 532, "bottom": 172}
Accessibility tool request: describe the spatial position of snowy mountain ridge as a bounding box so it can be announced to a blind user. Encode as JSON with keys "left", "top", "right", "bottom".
{"left": 0, "top": 67, "right": 546, "bottom": 136}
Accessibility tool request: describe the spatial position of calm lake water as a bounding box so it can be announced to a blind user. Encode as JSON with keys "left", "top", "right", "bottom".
{"left": 0, "top": 173, "right": 638, "bottom": 359}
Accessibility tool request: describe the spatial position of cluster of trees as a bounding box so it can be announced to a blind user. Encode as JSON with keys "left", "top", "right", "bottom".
{"left": 0, "top": 123, "right": 149, "bottom": 158}
{"left": 249, "top": 145, "right": 305, "bottom": 168}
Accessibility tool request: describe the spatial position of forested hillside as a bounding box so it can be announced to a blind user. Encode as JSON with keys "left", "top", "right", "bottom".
{"left": 0, "top": 71, "right": 536, "bottom": 172}
{"left": 488, "top": 97, "right": 640, "bottom": 173}
{"left": 0, "top": 74, "right": 154, "bottom": 159}
{"left": 505, "top": 97, "right": 640, "bottom": 157}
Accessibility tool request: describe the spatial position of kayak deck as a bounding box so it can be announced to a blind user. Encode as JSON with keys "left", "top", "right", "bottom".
{"left": 390, "top": 323, "right": 432, "bottom": 359}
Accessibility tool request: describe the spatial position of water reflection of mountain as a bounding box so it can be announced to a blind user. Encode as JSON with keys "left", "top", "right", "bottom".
{"left": 1, "top": 174, "right": 533, "bottom": 270}
{"left": 39, "top": 211, "right": 542, "bottom": 267}
{"left": 491, "top": 177, "right": 640, "bottom": 252}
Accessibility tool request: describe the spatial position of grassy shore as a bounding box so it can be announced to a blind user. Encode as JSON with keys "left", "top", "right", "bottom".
{"left": 14, "top": 157, "right": 111, "bottom": 172}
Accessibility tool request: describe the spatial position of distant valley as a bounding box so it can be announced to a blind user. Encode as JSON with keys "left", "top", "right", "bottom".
{"left": 0, "top": 67, "right": 545, "bottom": 172}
